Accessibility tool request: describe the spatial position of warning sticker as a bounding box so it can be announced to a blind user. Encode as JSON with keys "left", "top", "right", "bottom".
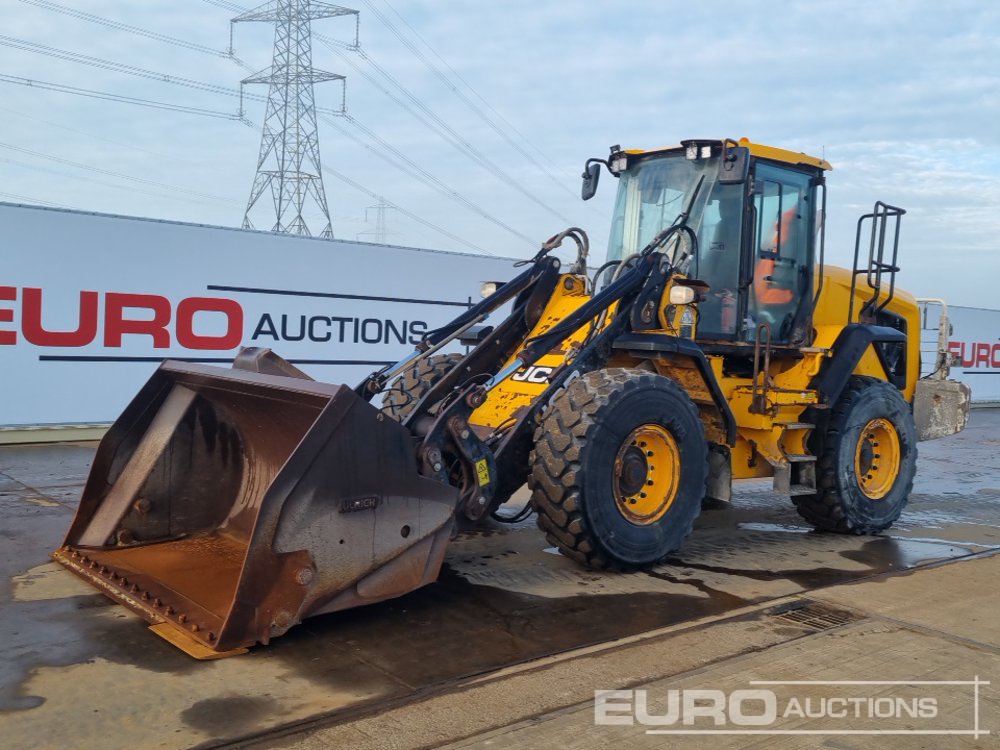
{"left": 476, "top": 459, "right": 491, "bottom": 486}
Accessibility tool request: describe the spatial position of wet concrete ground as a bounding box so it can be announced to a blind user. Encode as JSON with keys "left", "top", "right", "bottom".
{"left": 1, "top": 411, "right": 998, "bottom": 749}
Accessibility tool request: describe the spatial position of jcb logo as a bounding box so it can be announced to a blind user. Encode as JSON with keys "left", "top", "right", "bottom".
{"left": 511, "top": 365, "right": 554, "bottom": 384}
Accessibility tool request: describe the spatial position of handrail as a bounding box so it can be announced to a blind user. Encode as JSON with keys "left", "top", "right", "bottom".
{"left": 917, "top": 297, "right": 952, "bottom": 380}
{"left": 848, "top": 201, "right": 905, "bottom": 323}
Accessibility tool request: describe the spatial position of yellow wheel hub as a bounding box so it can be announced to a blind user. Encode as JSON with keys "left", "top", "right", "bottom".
{"left": 854, "top": 417, "right": 901, "bottom": 500}
{"left": 613, "top": 424, "right": 680, "bottom": 525}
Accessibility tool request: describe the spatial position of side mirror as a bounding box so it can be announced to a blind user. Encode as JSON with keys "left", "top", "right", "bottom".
{"left": 718, "top": 146, "right": 750, "bottom": 185}
{"left": 581, "top": 162, "right": 601, "bottom": 200}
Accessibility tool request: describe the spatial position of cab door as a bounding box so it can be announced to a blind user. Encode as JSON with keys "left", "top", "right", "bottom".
{"left": 748, "top": 163, "right": 816, "bottom": 343}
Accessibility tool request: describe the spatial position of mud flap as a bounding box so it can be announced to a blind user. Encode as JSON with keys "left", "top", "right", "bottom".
{"left": 54, "top": 360, "right": 458, "bottom": 657}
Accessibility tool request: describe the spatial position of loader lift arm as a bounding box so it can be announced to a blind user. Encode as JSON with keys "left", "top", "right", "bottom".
{"left": 474, "top": 222, "right": 703, "bottom": 517}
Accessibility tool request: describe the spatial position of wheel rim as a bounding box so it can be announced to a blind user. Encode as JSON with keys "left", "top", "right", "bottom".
{"left": 613, "top": 424, "right": 680, "bottom": 525}
{"left": 854, "top": 417, "right": 901, "bottom": 500}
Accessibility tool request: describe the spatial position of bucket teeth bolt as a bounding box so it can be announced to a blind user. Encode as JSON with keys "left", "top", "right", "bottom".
{"left": 295, "top": 568, "right": 314, "bottom": 586}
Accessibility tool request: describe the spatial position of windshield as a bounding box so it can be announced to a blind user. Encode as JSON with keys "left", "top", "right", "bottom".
{"left": 607, "top": 152, "right": 719, "bottom": 263}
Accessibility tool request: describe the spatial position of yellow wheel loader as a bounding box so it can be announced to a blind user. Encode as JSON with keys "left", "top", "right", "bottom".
{"left": 54, "top": 138, "right": 970, "bottom": 658}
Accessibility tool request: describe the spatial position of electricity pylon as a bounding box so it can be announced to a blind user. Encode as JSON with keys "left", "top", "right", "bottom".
{"left": 233, "top": 1, "right": 357, "bottom": 238}
{"left": 357, "top": 197, "right": 397, "bottom": 244}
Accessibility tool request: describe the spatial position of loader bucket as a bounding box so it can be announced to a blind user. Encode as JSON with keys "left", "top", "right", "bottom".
{"left": 54, "top": 361, "right": 458, "bottom": 658}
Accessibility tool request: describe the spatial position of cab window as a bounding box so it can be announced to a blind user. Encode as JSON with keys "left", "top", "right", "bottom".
{"left": 690, "top": 183, "right": 743, "bottom": 339}
{"left": 750, "top": 163, "right": 813, "bottom": 342}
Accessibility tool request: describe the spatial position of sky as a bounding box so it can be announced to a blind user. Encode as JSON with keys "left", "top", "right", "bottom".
{"left": 1, "top": 0, "right": 998, "bottom": 306}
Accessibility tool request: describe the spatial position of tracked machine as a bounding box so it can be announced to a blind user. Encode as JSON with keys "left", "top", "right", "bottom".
{"left": 55, "top": 138, "right": 970, "bottom": 657}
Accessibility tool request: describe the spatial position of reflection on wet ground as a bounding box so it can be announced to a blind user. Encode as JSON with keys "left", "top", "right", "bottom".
{"left": 1, "top": 412, "right": 999, "bottom": 748}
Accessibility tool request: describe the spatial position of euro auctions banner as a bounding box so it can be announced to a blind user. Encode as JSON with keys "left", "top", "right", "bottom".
{"left": 941, "top": 305, "right": 1000, "bottom": 402}
{"left": 0, "top": 202, "right": 518, "bottom": 427}
{"left": 920, "top": 301, "right": 1000, "bottom": 402}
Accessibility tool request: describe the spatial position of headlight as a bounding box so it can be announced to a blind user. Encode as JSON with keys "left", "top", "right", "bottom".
{"left": 668, "top": 286, "right": 696, "bottom": 305}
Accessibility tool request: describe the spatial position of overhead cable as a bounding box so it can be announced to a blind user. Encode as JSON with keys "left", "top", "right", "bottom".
{"left": 0, "top": 142, "right": 241, "bottom": 204}
{"left": 362, "top": 0, "right": 579, "bottom": 200}
{"left": 0, "top": 73, "right": 245, "bottom": 121}
{"left": 322, "top": 164, "right": 499, "bottom": 257}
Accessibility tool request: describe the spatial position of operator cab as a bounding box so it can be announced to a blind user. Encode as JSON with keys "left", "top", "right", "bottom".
{"left": 599, "top": 138, "right": 829, "bottom": 346}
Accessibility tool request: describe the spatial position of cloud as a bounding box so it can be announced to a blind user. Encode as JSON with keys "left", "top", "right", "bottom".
{"left": 0, "top": 0, "right": 997, "bottom": 304}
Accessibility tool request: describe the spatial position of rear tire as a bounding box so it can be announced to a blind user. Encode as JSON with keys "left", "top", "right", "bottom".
{"left": 382, "top": 353, "right": 464, "bottom": 421}
{"left": 794, "top": 377, "right": 917, "bottom": 533}
{"left": 528, "top": 368, "right": 708, "bottom": 569}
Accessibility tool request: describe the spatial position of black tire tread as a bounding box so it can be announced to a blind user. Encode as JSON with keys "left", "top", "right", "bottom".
{"left": 382, "top": 352, "right": 464, "bottom": 421}
{"left": 528, "top": 367, "right": 707, "bottom": 569}
{"left": 793, "top": 376, "right": 917, "bottom": 534}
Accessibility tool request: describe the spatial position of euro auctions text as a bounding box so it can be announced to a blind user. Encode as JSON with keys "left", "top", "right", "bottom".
{"left": 594, "top": 678, "right": 990, "bottom": 738}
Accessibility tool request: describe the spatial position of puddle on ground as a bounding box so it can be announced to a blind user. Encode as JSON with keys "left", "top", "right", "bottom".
{"left": 180, "top": 695, "right": 279, "bottom": 736}
{"left": 737, "top": 522, "right": 812, "bottom": 534}
{"left": 840, "top": 537, "right": 976, "bottom": 571}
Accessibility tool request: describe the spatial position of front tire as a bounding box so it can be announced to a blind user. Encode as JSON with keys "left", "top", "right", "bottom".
{"left": 794, "top": 377, "right": 917, "bottom": 533}
{"left": 528, "top": 368, "right": 708, "bottom": 569}
{"left": 382, "top": 352, "right": 464, "bottom": 421}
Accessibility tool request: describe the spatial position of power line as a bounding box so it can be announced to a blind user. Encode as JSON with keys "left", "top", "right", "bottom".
{"left": 0, "top": 191, "right": 76, "bottom": 209}
{"left": 321, "top": 111, "right": 537, "bottom": 247}
{"left": 319, "top": 36, "right": 572, "bottom": 225}
{"left": 0, "top": 154, "right": 231, "bottom": 209}
{"left": 318, "top": 35, "right": 573, "bottom": 224}
{"left": 21, "top": 0, "right": 258, "bottom": 75}
{"left": 0, "top": 103, "right": 226, "bottom": 163}
{"left": 0, "top": 33, "right": 342, "bottom": 115}
{"left": 202, "top": 0, "right": 246, "bottom": 13}
{"left": 2, "top": 10, "right": 523, "bottom": 244}
{"left": 16, "top": 0, "right": 229, "bottom": 58}
{"left": 6, "top": 1, "right": 553, "bottom": 249}
{"left": 0, "top": 142, "right": 241, "bottom": 204}
{"left": 0, "top": 73, "right": 245, "bottom": 121}
{"left": 322, "top": 164, "right": 496, "bottom": 256}
{"left": 360, "top": 0, "right": 579, "bottom": 201}
{"left": 212, "top": 0, "right": 572, "bottom": 232}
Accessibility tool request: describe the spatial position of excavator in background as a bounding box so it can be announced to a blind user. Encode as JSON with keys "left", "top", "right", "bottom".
{"left": 54, "top": 138, "right": 970, "bottom": 658}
